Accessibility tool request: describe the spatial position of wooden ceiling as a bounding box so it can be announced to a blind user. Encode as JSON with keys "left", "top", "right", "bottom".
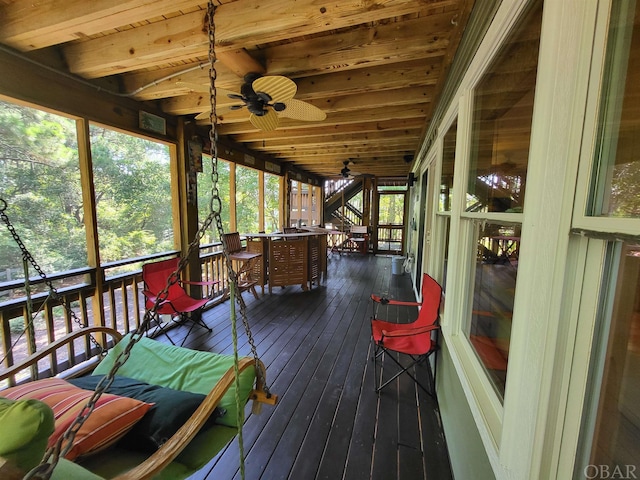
{"left": 0, "top": 0, "right": 474, "bottom": 181}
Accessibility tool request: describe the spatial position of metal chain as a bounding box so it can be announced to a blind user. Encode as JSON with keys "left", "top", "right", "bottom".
{"left": 206, "top": 2, "right": 270, "bottom": 398}
{"left": 0, "top": 199, "right": 103, "bottom": 355}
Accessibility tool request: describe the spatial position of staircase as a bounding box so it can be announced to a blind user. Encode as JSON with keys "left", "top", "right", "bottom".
{"left": 324, "top": 177, "right": 364, "bottom": 229}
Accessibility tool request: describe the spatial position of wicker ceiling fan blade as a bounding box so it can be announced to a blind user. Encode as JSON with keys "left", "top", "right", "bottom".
{"left": 251, "top": 76, "right": 297, "bottom": 102}
{"left": 250, "top": 109, "right": 279, "bottom": 131}
{"left": 278, "top": 98, "right": 327, "bottom": 121}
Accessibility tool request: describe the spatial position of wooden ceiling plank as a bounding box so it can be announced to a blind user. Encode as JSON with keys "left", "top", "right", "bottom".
{"left": 292, "top": 59, "right": 442, "bottom": 98}
{"left": 264, "top": 15, "right": 453, "bottom": 77}
{"left": 0, "top": 0, "right": 207, "bottom": 50}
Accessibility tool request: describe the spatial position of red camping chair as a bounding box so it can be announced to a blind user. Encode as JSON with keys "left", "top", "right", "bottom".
{"left": 370, "top": 273, "right": 443, "bottom": 396}
{"left": 142, "top": 257, "right": 218, "bottom": 344}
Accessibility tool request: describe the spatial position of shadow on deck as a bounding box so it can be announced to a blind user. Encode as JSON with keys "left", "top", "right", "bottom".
{"left": 165, "top": 254, "right": 453, "bottom": 480}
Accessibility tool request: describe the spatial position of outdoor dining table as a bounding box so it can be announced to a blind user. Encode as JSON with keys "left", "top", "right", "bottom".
{"left": 244, "top": 230, "right": 328, "bottom": 294}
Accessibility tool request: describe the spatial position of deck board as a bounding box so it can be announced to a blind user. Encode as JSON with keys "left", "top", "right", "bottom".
{"left": 170, "top": 254, "right": 452, "bottom": 480}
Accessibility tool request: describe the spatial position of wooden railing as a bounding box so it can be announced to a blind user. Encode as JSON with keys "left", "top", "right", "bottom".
{"left": 376, "top": 225, "right": 404, "bottom": 253}
{"left": 0, "top": 245, "right": 230, "bottom": 387}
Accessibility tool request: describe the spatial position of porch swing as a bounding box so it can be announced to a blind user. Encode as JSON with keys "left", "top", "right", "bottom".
{"left": 0, "top": 2, "right": 276, "bottom": 479}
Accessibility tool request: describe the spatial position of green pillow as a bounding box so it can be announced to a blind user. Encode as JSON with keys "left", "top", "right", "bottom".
{"left": 68, "top": 375, "right": 225, "bottom": 452}
{"left": 0, "top": 396, "right": 54, "bottom": 472}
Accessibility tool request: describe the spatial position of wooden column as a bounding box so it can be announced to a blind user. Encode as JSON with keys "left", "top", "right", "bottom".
{"left": 76, "top": 119, "right": 106, "bottom": 334}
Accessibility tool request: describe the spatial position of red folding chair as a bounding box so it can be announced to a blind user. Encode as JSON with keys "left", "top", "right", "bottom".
{"left": 370, "top": 273, "right": 443, "bottom": 396}
{"left": 142, "top": 257, "right": 218, "bottom": 344}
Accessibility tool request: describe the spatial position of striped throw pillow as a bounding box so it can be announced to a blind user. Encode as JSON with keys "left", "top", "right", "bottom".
{"left": 2, "top": 378, "right": 152, "bottom": 460}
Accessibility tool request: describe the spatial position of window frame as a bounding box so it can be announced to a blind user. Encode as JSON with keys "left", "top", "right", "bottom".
{"left": 426, "top": 1, "right": 602, "bottom": 477}
{"left": 556, "top": 0, "right": 640, "bottom": 476}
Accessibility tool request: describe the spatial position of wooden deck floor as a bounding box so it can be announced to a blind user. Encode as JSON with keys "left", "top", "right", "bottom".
{"left": 167, "top": 253, "right": 453, "bottom": 480}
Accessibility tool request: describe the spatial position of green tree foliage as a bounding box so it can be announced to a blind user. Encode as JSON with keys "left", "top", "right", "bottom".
{"left": 0, "top": 101, "right": 86, "bottom": 277}
{"left": 378, "top": 193, "right": 405, "bottom": 225}
{"left": 264, "top": 173, "right": 280, "bottom": 232}
{"left": 236, "top": 165, "right": 259, "bottom": 234}
{"left": 89, "top": 125, "right": 173, "bottom": 262}
{"left": 0, "top": 100, "right": 174, "bottom": 280}
{"left": 609, "top": 160, "right": 640, "bottom": 217}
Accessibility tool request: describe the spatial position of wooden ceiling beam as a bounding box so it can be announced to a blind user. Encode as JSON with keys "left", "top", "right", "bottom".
{"left": 61, "top": 1, "right": 459, "bottom": 78}
{"left": 226, "top": 117, "right": 427, "bottom": 142}
{"left": 246, "top": 135, "right": 422, "bottom": 153}
{"left": 271, "top": 139, "right": 420, "bottom": 155}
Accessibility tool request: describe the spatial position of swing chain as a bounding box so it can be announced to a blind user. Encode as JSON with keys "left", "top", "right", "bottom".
{"left": 0, "top": 199, "right": 103, "bottom": 355}
{"left": 206, "top": 2, "right": 270, "bottom": 398}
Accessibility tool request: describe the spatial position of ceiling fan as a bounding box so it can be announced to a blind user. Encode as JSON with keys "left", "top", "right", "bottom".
{"left": 339, "top": 160, "right": 362, "bottom": 178}
{"left": 184, "top": 73, "right": 326, "bottom": 131}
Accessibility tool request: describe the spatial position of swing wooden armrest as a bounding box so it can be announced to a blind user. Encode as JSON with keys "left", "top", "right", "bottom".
{"left": 0, "top": 326, "right": 123, "bottom": 385}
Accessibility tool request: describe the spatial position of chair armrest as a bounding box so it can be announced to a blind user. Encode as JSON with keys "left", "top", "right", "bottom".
{"left": 381, "top": 325, "right": 439, "bottom": 338}
{"left": 142, "top": 289, "right": 158, "bottom": 301}
{"left": 371, "top": 294, "right": 421, "bottom": 307}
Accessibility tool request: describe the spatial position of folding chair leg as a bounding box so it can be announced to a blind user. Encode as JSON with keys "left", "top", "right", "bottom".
{"left": 179, "top": 311, "right": 213, "bottom": 346}
{"left": 374, "top": 347, "right": 436, "bottom": 398}
{"left": 148, "top": 312, "right": 176, "bottom": 345}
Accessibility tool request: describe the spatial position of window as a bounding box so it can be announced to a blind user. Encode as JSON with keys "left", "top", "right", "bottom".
{"left": 264, "top": 172, "right": 280, "bottom": 232}
{"left": 90, "top": 125, "right": 173, "bottom": 269}
{"left": 468, "top": 222, "right": 520, "bottom": 399}
{"left": 440, "top": 118, "right": 457, "bottom": 212}
{"left": 0, "top": 101, "right": 85, "bottom": 280}
{"left": 437, "top": 116, "right": 458, "bottom": 290}
{"left": 588, "top": 0, "right": 640, "bottom": 219}
{"left": 235, "top": 164, "right": 259, "bottom": 234}
{"left": 464, "top": 0, "right": 543, "bottom": 399}
{"left": 578, "top": 241, "right": 640, "bottom": 477}
{"left": 466, "top": 3, "right": 541, "bottom": 214}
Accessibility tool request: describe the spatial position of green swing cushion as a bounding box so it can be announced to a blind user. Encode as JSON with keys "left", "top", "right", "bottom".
{"left": 92, "top": 335, "right": 256, "bottom": 428}
{"left": 0, "top": 396, "right": 54, "bottom": 472}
